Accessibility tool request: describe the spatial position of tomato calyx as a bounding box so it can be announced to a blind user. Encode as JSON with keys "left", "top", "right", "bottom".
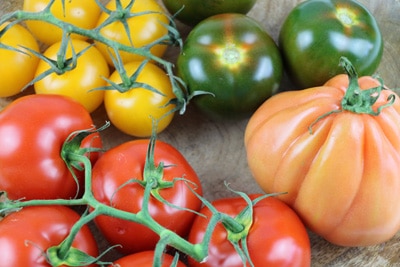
{"left": 340, "top": 56, "right": 395, "bottom": 114}
{"left": 61, "top": 122, "right": 109, "bottom": 198}
{"left": 309, "top": 57, "right": 396, "bottom": 134}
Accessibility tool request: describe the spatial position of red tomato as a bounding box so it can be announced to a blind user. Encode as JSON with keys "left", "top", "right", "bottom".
{"left": 187, "top": 194, "right": 311, "bottom": 267}
{"left": 0, "top": 205, "right": 98, "bottom": 267}
{"left": 0, "top": 94, "right": 102, "bottom": 200}
{"left": 109, "top": 251, "right": 186, "bottom": 267}
{"left": 91, "top": 139, "right": 203, "bottom": 254}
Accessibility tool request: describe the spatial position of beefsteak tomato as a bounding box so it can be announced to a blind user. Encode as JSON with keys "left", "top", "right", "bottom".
{"left": 279, "top": 0, "right": 383, "bottom": 89}
{"left": 244, "top": 58, "right": 400, "bottom": 246}
{"left": 187, "top": 194, "right": 311, "bottom": 267}
{"left": 0, "top": 205, "right": 98, "bottom": 267}
{"left": 0, "top": 94, "right": 102, "bottom": 200}
{"left": 91, "top": 139, "right": 203, "bottom": 254}
{"left": 177, "top": 13, "right": 282, "bottom": 120}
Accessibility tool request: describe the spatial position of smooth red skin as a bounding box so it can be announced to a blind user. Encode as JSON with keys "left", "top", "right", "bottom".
{"left": 91, "top": 139, "right": 203, "bottom": 254}
{"left": 109, "top": 251, "right": 187, "bottom": 267}
{"left": 0, "top": 205, "right": 98, "bottom": 267}
{"left": 0, "top": 94, "right": 102, "bottom": 200}
{"left": 187, "top": 194, "right": 311, "bottom": 267}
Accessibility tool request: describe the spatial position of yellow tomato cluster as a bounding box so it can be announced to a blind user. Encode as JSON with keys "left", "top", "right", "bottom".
{"left": 0, "top": 0, "right": 176, "bottom": 137}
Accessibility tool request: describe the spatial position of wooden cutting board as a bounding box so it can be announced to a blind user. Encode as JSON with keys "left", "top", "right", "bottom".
{"left": 1, "top": 0, "right": 400, "bottom": 266}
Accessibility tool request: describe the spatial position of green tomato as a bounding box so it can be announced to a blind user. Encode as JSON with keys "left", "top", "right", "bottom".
{"left": 162, "top": 0, "right": 257, "bottom": 26}
{"left": 177, "top": 13, "right": 283, "bottom": 120}
{"left": 279, "top": 0, "right": 383, "bottom": 89}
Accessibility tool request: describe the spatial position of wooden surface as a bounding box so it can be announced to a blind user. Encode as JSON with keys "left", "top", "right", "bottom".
{"left": 1, "top": 0, "right": 400, "bottom": 266}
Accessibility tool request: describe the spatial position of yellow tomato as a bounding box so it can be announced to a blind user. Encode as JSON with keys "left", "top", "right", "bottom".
{"left": 0, "top": 22, "right": 40, "bottom": 97}
{"left": 95, "top": 0, "right": 169, "bottom": 66}
{"left": 104, "top": 61, "right": 176, "bottom": 137}
{"left": 23, "top": 0, "right": 101, "bottom": 45}
{"left": 34, "top": 39, "right": 110, "bottom": 113}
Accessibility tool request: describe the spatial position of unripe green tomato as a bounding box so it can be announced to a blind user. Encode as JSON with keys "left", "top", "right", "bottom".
{"left": 162, "top": 0, "right": 257, "bottom": 26}
{"left": 177, "top": 13, "right": 283, "bottom": 120}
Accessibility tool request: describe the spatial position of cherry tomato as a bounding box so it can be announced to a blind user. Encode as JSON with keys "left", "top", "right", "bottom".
{"left": 23, "top": 0, "right": 102, "bottom": 45}
{"left": 162, "top": 0, "right": 257, "bottom": 26}
{"left": 187, "top": 194, "right": 311, "bottom": 267}
{"left": 95, "top": 0, "right": 169, "bottom": 66}
{"left": 0, "top": 22, "right": 40, "bottom": 97}
{"left": 109, "top": 251, "right": 186, "bottom": 267}
{"left": 279, "top": 0, "right": 383, "bottom": 89}
{"left": 91, "top": 139, "right": 203, "bottom": 254}
{"left": 0, "top": 94, "right": 102, "bottom": 200}
{"left": 33, "top": 39, "right": 109, "bottom": 113}
{"left": 0, "top": 205, "right": 98, "bottom": 267}
{"left": 104, "top": 61, "right": 175, "bottom": 137}
{"left": 177, "top": 13, "right": 283, "bottom": 120}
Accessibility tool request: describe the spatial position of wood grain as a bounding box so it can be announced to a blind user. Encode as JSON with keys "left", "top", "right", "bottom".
{"left": 1, "top": 0, "right": 400, "bottom": 266}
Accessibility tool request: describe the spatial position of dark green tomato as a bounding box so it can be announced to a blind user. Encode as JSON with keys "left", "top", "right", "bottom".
{"left": 177, "top": 13, "right": 283, "bottom": 120}
{"left": 162, "top": 0, "right": 257, "bottom": 26}
{"left": 279, "top": 0, "right": 383, "bottom": 89}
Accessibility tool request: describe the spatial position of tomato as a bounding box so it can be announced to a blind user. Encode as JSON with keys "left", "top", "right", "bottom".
{"left": 279, "top": 0, "right": 383, "bottom": 89}
{"left": 0, "top": 205, "right": 98, "bottom": 267}
{"left": 104, "top": 61, "right": 175, "bottom": 137}
{"left": 0, "top": 22, "right": 40, "bottom": 97}
{"left": 187, "top": 194, "right": 311, "bottom": 267}
{"left": 244, "top": 58, "right": 400, "bottom": 246}
{"left": 23, "top": 0, "right": 101, "bottom": 45}
{"left": 177, "top": 13, "right": 283, "bottom": 120}
{"left": 95, "top": 0, "right": 169, "bottom": 66}
{"left": 109, "top": 251, "right": 186, "bottom": 267}
{"left": 91, "top": 139, "right": 203, "bottom": 254}
{"left": 34, "top": 39, "right": 110, "bottom": 113}
{"left": 161, "top": 0, "right": 257, "bottom": 26}
{"left": 0, "top": 94, "right": 102, "bottom": 200}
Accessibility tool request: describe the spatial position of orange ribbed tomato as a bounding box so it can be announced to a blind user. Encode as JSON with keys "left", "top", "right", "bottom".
{"left": 244, "top": 58, "right": 400, "bottom": 246}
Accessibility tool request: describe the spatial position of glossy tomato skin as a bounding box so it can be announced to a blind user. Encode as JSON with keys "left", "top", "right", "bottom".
{"left": 245, "top": 74, "right": 400, "bottom": 246}
{"left": 95, "top": 0, "right": 169, "bottom": 66}
{"left": 279, "top": 0, "right": 383, "bottom": 89}
{"left": 91, "top": 139, "right": 203, "bottom": 254}
{"left": 23, "top": 0, "right": 101, "bottom": 45}
{"left": 104, "top": 61, "right": 175, "bottom": 137}
{"left": 177, "top": 13, "right": 283, "bottom": 120}
{"left": 0, "top": 22, "right": 40, "bottom": 97}
{"left": 0, "top": 205, "right": 98, "bottom": 267}
{"left": 34, "top": 39, "right": 110, "bottom": 113}
{"left": 187, "top": 194, "right": 311, "bottom": 267}
{"left": 109, "top": 251, "right": 186, "bottom": 267}
{"left": 162, "top": 0, "right": 257, "bottom": 26}
{"left": 0, "top": 94, "right": 102, "bottom": 200}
